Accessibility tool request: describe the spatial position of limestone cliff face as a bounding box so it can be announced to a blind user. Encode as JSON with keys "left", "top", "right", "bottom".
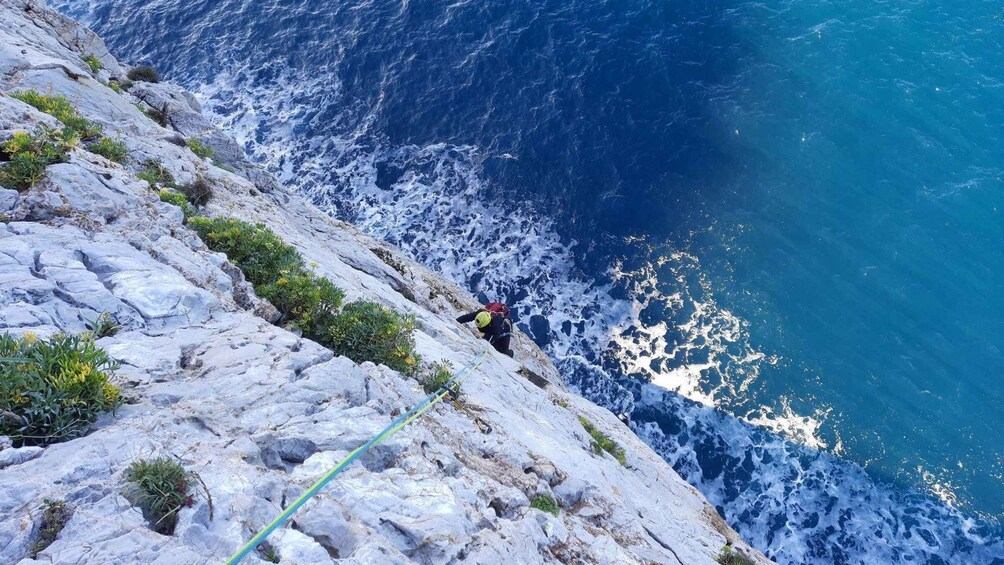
{"left": 0, "top": 2, "right": 770, "bottom": 563}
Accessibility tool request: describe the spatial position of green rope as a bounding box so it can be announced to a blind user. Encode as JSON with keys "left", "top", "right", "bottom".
{"left": 224, "top": 347, "right": 490, "bottom": 564}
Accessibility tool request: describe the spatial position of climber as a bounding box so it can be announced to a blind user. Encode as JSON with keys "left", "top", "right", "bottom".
{"left": 456, "top": 302, "right": 514, "bottom": 358}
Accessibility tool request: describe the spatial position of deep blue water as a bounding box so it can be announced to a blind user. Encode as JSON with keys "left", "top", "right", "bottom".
{"left": 56, "top": 0, "right": 1004, "bottom": 562}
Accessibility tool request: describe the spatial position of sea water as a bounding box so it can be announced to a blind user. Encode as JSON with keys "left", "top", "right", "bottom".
{"left": 55, "top": 0, "right": 1004, "bottom": 562}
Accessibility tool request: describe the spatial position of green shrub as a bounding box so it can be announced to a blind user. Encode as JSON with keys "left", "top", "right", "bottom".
{"left": 188, "top": 216, "right": 418, "bottom": 372}
{"left": 82, "top": 54, "right": 102, "bottom": 74}
{"left": 717, "top": 546, "right": 756, "bottom": 565}
{"left": 529, "top": 494, "right": 559, "bottom": 516}
{"left": 186, "top": 138, "right": 212, "bottom": 159}
{"left": 159, "top": 189, "right": 196, "bottom": 222}
{"left": 125, "top": 457, "right": 192, "bottom": 534}
{"left": 106, "top": 81, "right": 122, "bottom": 94}
{"left": 88, "top": 137, "right": 128, "bottom": 164}
{"left": 119, "top": 79, "right": 134, "bottom": 91}
{"left": 326, "top": 300, "right": 418, "bottom": 374}
{"left": 188, "top": 217, "right": 302, "bottom": 287}
{"left": 136, "top": 159, "right": 175, "bottom": 188}
{"left": 179, "top": 176, "right": 213, "bottom": 206}
{"left": 127, "top": 65, "right": 159, "bottom": 83}
{"left": 0, "top": 332, "right": 121, "bottom": 446}
{"left": 418, "top": 361, "right": 454, "bottom": 396}
{"left": 86, "top": 312, "right": 121, "bottom": 338}
{"left": 259, "top": 270, "right": 344, "bottom": 340}
{"left": 187, "top": 217, "right": 338, "bottom": 336}
{"left": 578, "top": 416, "right": 626, "bottom": 466}
{"left": 11, "top": 91, "right": 102, "bottom": 140}
{"left": 31, "top": 499, "right": 72, "bottom": 557}
{"left": 0, "top": 129, "right": 72, "bottom": 191}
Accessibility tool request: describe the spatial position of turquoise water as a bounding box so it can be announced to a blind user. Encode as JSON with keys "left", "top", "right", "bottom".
{"left": 698, "top": 0, "right": 1004, "bottom": 516}
{"left": 56, "top": 0, "right": 1004, "bottom": 560}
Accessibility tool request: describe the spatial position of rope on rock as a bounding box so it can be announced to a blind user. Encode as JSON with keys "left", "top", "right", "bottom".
{"left": 224, "top": 346, "right": 491, "bottom": 564}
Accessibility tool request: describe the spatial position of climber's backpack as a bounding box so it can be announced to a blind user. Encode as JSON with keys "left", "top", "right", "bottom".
{"left": 484, "top": 301, "right": 510, "bottom": 318}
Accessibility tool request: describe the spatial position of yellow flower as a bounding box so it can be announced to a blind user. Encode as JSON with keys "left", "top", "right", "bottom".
{"left": 102, "top": 382, "right": 120, "bottom": 405}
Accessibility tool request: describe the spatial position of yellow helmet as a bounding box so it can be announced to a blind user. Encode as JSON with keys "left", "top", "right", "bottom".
{"left": 475, "top": 311, "right": 492, "bottom": 328}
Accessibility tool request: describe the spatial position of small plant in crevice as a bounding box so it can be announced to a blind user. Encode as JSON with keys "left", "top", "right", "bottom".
{"left": 578, "top": 416, "right": 627, "bottom": 466}
{"left": 326, "top": 300, "right": 419, "bottom": 375}
{"left": 0, "top": 332, "right": 121, "bottom": 446}
{"left": 178, "top": 176, "right": 213, "bottom": 206}
{"left": 86, "top": 312, "right": 121, "bottom": 338}
{"left": 136, "top": 159, "right": 175, "bottom": 188}
{"left": 127, "top": 65, "right": 159, "bottom": 83}
{"left": 145, "top": 103, "right": 170, "bottom": 128}
{"left": 11, "top": 90, "right": 102, "bottom": 140}
{"left": 529, "top": 494, "right": 560, "bottom": 516}
{"left": 124, "top": 457, "right": 192, "bottom": 535}
{"left": 259, "top": 544, "right": 280, "bottom": 563}
{"left": 105, "top": 81, "right": 122, "bottom": 94}
{"left": 418, "top": 361, "right": 456, "bottom": 396}
{"left": 82, "top": 54, "right": 102, "bottom": 74}
{"left": 717, "top": 546, "right": 757, "bottom": 565}
{"left": 0, "top": 128, "right": 72, "bottom": 191}
{"left": 159, "top": 189, "right": 197, "bottom": 223}
{"left": 31, "top": 499, "right": 72, "bottom": 557}
{"left": 87, "top": 136, "right": 128, "bottom": 164}
{"left": 186, "top": 138, "right": 212, "bottom": 160}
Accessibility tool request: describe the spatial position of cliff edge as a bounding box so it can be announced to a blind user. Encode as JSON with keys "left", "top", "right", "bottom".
{"left": 0, "top": 1, "right": 770, "bottom": 563}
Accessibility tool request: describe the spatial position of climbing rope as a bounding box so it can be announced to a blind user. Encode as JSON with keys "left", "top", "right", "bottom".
{"left": 224, "top": 346, "right": 491, "bottom": 564}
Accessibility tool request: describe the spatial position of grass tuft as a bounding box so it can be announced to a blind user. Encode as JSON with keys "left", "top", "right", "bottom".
{"left": 127, "top": 65, "right": 159, "bottom": 83}
{"left": 82, "top": 54, "right": 102, "bottom": 74}
{"left": 136, "top": 159, "right": 175, "bottom": 188}
{"left": 418, "top": 361, "right": 455, "bottom": 396}
{"left": 86, "top": 312, "right": 121, "bottom": 338}
{"left": 578, "top": 416, "right": 626, "bottom": 466}
{"left": 717, "top": 546, "right": 757, "bottom": 565}
{"left": 186, "top": 138, "right": 212, "bottom": 159}
{"left": 0, "top": 128, "right": 73, "bottom": 191}
{"left": 529, "top": 494, "right": 560, "bottom": 516}
{"left": 87, "top": 137, "right": 128, "bottom": 164}
{"left": 159, "top": 190, "right": 196, "bottom": 222}
{"left": 125, "top": 457, "right": 192, "bottom": 535}
{"left": 11, "top": 90, "right": 102, "bottom": 140}
{"left": 0, "top": 332, "right": 121, "bottom": 446}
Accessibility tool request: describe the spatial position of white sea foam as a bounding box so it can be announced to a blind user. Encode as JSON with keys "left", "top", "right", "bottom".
{"left": 145, "top": 51, "right": 1003, "bottom": 565}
